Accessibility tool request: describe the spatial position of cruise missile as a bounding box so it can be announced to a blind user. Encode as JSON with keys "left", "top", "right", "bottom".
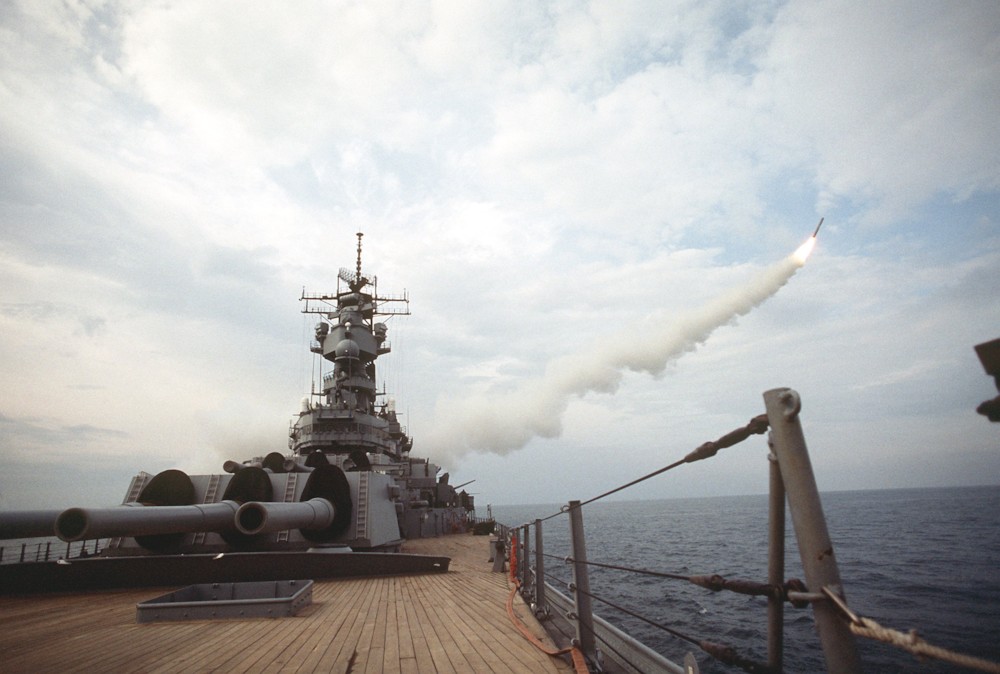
{"left": 812, "top": 217, "right": 824, "bottom": 238}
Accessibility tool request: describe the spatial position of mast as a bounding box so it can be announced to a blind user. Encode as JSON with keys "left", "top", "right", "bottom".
{"left": 290, "top": 233, "right": 410, "bottom": 461}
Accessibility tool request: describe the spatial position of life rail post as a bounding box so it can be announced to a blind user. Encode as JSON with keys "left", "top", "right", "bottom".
{"left": 567, "top": 500, "right": 598, "bottom": 667}
{"left": 534, "top": 518, "right": 547, "bottom": 615}
{"left": 492, "top": 524, "right": 508, "bottom": 573}
{"left": 764, "top": 387, "right": 861, "bottom": 673}
{"left": 767, "top": 437, "right": 786, "bottom": 672}
{"left": 521, "top": 523, "right": 532, "bottom": 600}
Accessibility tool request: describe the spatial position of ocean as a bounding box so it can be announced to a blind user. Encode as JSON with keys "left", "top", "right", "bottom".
{"left": 491, "top": 485, "right": 1000, "bottom": 673}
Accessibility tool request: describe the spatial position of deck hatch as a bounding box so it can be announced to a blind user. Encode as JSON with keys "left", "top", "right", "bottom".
{"left": 136, "top": 579, "right": 313, "bottom": 623}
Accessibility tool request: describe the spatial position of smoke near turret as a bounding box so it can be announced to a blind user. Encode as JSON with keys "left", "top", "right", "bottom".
{"left": 426, "top": 249, "right": 809, "bottom": 463}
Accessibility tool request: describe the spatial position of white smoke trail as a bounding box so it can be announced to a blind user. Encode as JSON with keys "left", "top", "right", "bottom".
{"left": 425, "top": 250, "right": 806, "bottom": 462}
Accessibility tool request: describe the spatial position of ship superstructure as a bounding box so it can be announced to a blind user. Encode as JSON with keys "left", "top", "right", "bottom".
{"left": 291, "top": 231, "right": 412, "bottom": 462}
{"left": 284, "top": 232, "right": 473, "bottom": 541}
{"left": 0, "top": 233, "right": 474, "bottom": 576}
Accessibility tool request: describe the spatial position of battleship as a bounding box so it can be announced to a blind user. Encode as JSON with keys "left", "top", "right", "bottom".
{"left": 0, "top": 233, "right": 475, "bottom": 593}
{"left": 1, "top": 234, "right": 998, "bottom": 674}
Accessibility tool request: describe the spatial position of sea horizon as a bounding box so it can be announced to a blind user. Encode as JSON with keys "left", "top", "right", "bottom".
{"left": 488, "top": 481, "right": 1000, "bottom": 510}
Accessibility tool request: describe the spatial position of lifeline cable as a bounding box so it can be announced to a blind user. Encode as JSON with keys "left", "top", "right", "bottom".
{"left": 571, "top": 583, "right": 772, "bottom": 674}
{"left": 570, "top": 607, "right": 648, "bottom": 674}
{"left": 557, "top": 555, "right": 808, "bottom": 603}
{"left": 537, "top": 414, "right": 770, "bottom": 522}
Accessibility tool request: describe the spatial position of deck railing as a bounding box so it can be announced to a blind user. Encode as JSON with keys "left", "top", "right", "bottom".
{"left": 497, "top": 388, "right": 1000, "bottom": 674}
{"left": 0, "top": 538, "right": 105, "bottom": 565}
{"left": 497, "top": 388, "right": 861, "bottom": 674}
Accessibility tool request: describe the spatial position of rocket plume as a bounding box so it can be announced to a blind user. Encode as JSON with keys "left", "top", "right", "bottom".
{"left": 794, "top": 236, "right": 816, "bottom": 264}
{"left": 425, "top": 242, "right": 813, "bottom": 463}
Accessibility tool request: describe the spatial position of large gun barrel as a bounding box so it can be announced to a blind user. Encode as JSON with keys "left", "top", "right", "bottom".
{"left": 235, "top": 498, "right": 335, "bottom": 536}
{"left": 0, "top": 510, "right": 62, "bottom": 539}
{"left": 55, "top": 501, "right": 242, "bottom": 542}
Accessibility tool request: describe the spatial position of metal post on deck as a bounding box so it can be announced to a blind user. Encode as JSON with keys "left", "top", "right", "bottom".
{"left": 764, "top": 387, "right": 861, "bottom": 674}
{"left": 567, "top": 500, "right": 598, "bottom": 667}
{"left": 492, "top": 529, "right": 507, "bottom": 573}
{"left": 534, "top": 518, "right": 546, "bottom": 615}
{"left": 521, "top": 523, "right": 531, "bottom": 597}
{"left": 510, "top": 528, "right": 519, "bottom": 580}
{"left": 767, "top": 436, "right": 786, "bottom": 672}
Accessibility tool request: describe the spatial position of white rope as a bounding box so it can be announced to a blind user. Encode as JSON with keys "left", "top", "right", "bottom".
{"left": 819, "top": 586, "right": 1000, "bottom": 673}
{"left": 850, "top": 615, "right": 1000, "bottom": 673}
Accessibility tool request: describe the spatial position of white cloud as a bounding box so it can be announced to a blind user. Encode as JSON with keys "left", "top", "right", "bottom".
{"left": 755, "top": 0, "right": 1000, "bottom": 223}
{"left": 0, "top": 0, "right": 998, "bottom": 512}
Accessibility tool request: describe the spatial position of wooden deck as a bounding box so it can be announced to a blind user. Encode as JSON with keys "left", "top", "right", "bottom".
{"left": 0, "top": 535, "right": 572, "bottom": 673}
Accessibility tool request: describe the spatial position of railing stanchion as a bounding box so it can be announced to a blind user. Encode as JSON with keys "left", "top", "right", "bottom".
{"left": 534, "top": 517, "right": 546, "bottom": 615}
{"left": 765, "top": 387, "right": 861, "bottom": 673}
{"left": 568, "top": 500, "right": 598, "bottom": 667}
{"left": 510, "top": 528, "right": 519, "bottom": 580}
{"left": 521, "top": 523, "right": 531, "bottom": 596}
{"left": 767, "top": 437, "right": 786, "bottom": 672}
{"left": 492, "top": 525, "right": 507, "bottom": 573}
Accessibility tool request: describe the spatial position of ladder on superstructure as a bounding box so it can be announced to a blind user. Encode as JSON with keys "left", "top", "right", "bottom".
{"left": 354, "top": 472, "right": 369, "bottom": 542}
{"left": 276, "top": 473, "right": 299, "bottom": 544}
{"left": 191, "top": 474, "right": 223, "bottom": 547}
{"left": 107, "top": 472, "right": 152, "bottom": 549}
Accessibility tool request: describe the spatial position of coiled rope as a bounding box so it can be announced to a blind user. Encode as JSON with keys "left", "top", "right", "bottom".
{"left": 506, "top": 531, "right": 589, "bottom": 672}
{"left": 505, "top": 580, "right": 590, "bottom": 673}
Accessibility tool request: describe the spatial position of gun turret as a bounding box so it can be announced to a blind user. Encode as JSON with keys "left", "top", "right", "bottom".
{"left": 48, "top": 463, "right": 356, "bottom": 552}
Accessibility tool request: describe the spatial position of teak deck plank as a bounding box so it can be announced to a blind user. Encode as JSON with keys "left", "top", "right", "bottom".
{"left": 400, "top": 577, "right": 444, "bottom": 673}
{"left": 0, "top": 534, "right": 572, "bottom": 674}
{"left": 283, "top": 578, "right": 369, "bottom": 673}
{"left": 271, "top": 579, "right": 366, "bottom": 673}
{"left": 380, "top": 577, "right": 403, "bottom": 674}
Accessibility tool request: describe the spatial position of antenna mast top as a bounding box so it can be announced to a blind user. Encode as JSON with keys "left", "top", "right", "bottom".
{"left": 355, "top": 232, "right": 364, "bottom": 285}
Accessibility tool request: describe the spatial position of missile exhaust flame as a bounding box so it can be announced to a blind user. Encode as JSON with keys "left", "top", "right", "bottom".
{"left": 793, "top": 217, "right": 824, "bottom": 265}
{"left": 427, "top": 226, "right": 820, "bottom": 463}
{"left": 793, "top": 236, "right": 817, "bottom": 265}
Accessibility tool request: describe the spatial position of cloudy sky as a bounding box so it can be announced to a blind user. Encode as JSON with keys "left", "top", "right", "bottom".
{"left": 2, "top": 1, "right": 998, "bottom": 511}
